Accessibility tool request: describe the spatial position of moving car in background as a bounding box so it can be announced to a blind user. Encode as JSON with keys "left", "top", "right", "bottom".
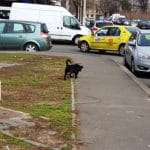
{"left": 0, "top": 20, "right": 52, "bottom": 51}
{"left": 123, "top": 29, "right": 150, "bottom": 74}
{"left": 78, "top": 25, "right": 138, "bottom": 55}
{"left": 86, "top": 20, "right": 113, "bottom": 33}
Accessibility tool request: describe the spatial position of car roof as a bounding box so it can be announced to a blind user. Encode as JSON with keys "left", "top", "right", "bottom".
{"left": 100, "top": 25, "right": 126, "bottom": 28}
{"left": 139, "top": 29, "right": 150, "bottom": 34}
{"left": 0, "top": 19, "right": 45, "bottom": 25}
{"left": 95, "top": 20, "right": 113, "bottom": 23}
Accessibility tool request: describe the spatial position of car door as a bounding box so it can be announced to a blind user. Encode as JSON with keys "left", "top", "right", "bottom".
{"left": 90, "top": 27, "right": 121, "bottom": 50}
{"left": 0, "top": 22, "right": 6, "bottom": 49}
{"left": 90, "top": 27, "right": 108, "bottom": 49}
{"left": 3, "top": 22, "right": 25, "bottom": 49}
{"left": 125, "top": 34, "right": 137, "bottom": 66}
{"left": 103, "top": 27, "right": 121, "bottom": 50}
{"left": 62, "top": 16, "right": 81, "bottom": 41}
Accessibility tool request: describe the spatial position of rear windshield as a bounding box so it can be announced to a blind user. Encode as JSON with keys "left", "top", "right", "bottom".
{"left": 96, "top": 22, "right": 113, "bottom": 28}
{"left": 41, "top": 23, "right": 49, "bottom": 33}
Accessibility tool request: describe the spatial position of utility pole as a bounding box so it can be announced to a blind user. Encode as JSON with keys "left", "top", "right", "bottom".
{"left": 83, "top": 0, "right": 86, "bottom": 25}
{"left": 66, "top": 0, "right": 69, "bottom": 10}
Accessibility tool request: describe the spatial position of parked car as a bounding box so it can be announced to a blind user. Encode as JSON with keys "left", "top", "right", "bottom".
{"left": 136, "top": 20, "right": 150, "bottom": 29}
{"left": 87, "top": 20, "right": 113, "bottom": 32}
{"left": 10, "top": 3, "right": 91, "bottom": 45}
{"left": 0, "top": 20, "right": 52, "bottom": 51}
{"left": 123, "top": 29, "right": 150, "bottom": 74}
{"left": 78, "top": 25, "right": 138, "bottom": 55}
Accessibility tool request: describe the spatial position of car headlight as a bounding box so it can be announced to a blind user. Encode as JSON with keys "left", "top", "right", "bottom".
{"left": 138, "top": 52, "right": 150, "bottom": 60}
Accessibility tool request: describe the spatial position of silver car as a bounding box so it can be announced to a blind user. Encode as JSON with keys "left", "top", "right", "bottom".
{"left": 124, "top": 29, "right": 150, "bottom": 74}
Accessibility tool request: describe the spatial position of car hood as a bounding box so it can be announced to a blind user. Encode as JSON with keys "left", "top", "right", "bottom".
{"left": 137, "top": 46, "right": 150, "bottom": 55}
{"left": 80, "top": 25, "right": 91, "bottom": 35}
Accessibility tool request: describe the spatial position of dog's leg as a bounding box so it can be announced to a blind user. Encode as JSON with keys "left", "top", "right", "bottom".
{"left": 75, "top": 72, "right": 78, "bottom": 79}
{"left": 64, "top": 70, "right": 67, "bottom": 80}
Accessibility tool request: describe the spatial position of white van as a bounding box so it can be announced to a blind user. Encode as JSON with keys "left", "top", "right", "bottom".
{"left": 0, "top": 6, "right": 11, "bottom": 19}
{"left": 9, "top": 3, "right": 91, "bottom": 44}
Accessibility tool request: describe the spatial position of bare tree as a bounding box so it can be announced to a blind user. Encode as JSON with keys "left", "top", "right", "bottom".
{"left": 98, "top": 0, "right": 120, "bottom": 17}
{"left": 138, "top": 0, "right": 149, "bottom": 12}
{"left": 120, "top": 0, "right": 131, "bottom": 11}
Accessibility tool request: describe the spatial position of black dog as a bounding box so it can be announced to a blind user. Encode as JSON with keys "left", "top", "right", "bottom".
{"left": 64, "top": 59, "right": 83, "bottom": 80}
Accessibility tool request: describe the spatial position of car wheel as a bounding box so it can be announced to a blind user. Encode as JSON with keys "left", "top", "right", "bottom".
{"left": 73, "top": 36, "right": 81, "bottom": 45}
{"left": 119, "top": 44, "right": 125, "bottom": 56}
{"left": 131, "top": 59, "right": 137, "bottom": 74}
{"left": 80, "top": 41, "right": 89, "bottom": 52}
{"left": 24, "top": 43, "right": 39, "bottom": 52}
{"left": 123, "top": 54, "right": 128, "bottom": 67}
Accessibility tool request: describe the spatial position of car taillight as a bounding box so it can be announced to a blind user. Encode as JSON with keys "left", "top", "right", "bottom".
{"left": 40, "top": 32, "right": 48, "bottom": 38}
{"left": 91, "top": 27, "right": 98, "bottom": 32}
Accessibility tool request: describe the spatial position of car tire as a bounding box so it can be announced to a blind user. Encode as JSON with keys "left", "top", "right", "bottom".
{"left": 73, "top": 36, "right": 81, "bottom": 45}
{"left": 119, "top": 44, "right": 125, "bottom": 56}
{"left": 80, "top": 41, "right": 90, "bottom": 52}
{"left": 123, "top": 54, "right": 128, "bottom": 67}
{"left": 24, "top": 43, "right": 39, "bottom": 52}
{"left": 131, "top": 59, "right": 138, "bottom": 75}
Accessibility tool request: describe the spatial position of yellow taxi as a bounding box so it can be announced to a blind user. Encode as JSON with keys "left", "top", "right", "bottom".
{"left": 78, "top": 25, "right": 138, "bottom": 55}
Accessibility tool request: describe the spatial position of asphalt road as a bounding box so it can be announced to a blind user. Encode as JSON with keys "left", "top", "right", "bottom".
{"left": 50, "top": 44, "right": 150, "bottom": 90}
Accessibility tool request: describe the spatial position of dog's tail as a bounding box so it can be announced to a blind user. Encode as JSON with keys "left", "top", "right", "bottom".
{"left": 66, "top": 59, "right": 72, "bottom": 66}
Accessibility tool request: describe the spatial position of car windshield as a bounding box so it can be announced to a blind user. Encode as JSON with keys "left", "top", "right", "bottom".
{"left": 138, "top": 33, "right": 150, "bottom": 46}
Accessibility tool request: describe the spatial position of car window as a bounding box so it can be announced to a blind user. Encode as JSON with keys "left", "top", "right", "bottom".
{"left": 24, "top": 24, "right": 35, "bottom": 33}
{"left": 96, "top": 28, "right": 108, "bottom": 36}
{"left": 0, "top": 22, "right": 5, "bottom": 33}
{"left": 106, "top": 27, "right": 120, "bottom": 36}
{"left": 138, "top": 33, "right": 150, "bottom": 46}
{"left": 6, "top": 23, "right": 24, "bottom": 33}
{"left": 41, "top": 23, "right": 48, "bottom": 33}
{"left": 13, "top": 23, "right": 24, "bottom": 33}
{"left": 63, "top": 16, "right": 80, "bottom": 29}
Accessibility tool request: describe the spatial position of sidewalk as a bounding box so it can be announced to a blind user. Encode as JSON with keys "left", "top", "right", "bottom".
{"left": 73, "top": 54, "right": 150, "bottom": 150}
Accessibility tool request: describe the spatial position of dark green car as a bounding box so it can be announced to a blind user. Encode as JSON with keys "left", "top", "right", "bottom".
{"left": 0, "top": 20, "right": 52, "bottom": 51}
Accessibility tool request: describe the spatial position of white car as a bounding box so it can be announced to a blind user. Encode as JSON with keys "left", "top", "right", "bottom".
{"left": 124, "top": 29, "right": 150, "bottom": 74}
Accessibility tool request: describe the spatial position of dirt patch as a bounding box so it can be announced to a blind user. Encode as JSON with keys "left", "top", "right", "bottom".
{"left": 6, "top": 117, "right": 67, "bottom": 149}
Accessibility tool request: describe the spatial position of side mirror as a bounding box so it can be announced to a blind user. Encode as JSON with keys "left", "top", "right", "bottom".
{"left": 75, "top": 24, "right": 80, "bottom": 29}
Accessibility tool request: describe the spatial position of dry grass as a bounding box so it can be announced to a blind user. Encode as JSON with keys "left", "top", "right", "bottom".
{"left": 0, "top": 53, "right": 73, "bottom": 149}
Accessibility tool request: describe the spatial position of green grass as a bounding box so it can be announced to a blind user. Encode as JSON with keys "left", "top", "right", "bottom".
{"left": 0, "top": 132, "right": 33, "bottom": 149}
{"left": 22, "top": 101, "right": 72, "bottom": 140}
{"left": 0, "top": 53, "right": 73, "bottom": 149}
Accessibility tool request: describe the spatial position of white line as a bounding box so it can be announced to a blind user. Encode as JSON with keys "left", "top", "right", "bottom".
{"left": 71, "top": 79, "right": 77, "bottom": 150}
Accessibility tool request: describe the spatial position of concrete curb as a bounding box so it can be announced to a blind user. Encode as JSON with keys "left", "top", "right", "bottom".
{"left": 71, "top": 79, "right": 77, "bottom": 150}
{"left": 112, "top": 59, "right": 150, "bottom": 97}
